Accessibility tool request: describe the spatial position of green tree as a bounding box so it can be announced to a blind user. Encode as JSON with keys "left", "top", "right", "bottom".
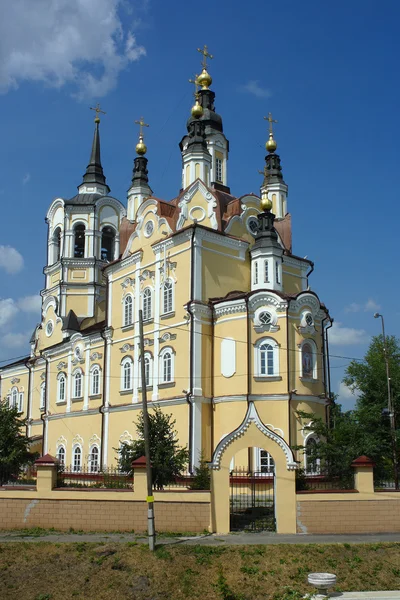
{"left": 189, "top": 451, "right": 211, "bottom": 490}
{"left": 116, "top": 406, "right": 189, "bottom": 489}
{"left": 296, "top": 335, "right": 400, "bottom": 486}
{"left": 0, "top": 400, "right": 37, "bottom": 485}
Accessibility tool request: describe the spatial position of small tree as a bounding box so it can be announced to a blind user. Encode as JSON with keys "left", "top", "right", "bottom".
{"left": 0, "top": 400, "right": 37, "bottom": 485}
{"left": 189, "top": 451, "right": 211, "bottom": 490}
{"left": 117, "top": 406, "right": 189, "bottom": 489}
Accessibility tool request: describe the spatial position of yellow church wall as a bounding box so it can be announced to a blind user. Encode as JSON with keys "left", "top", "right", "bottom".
{"left": 47, "top": 412, "right": 102, "bottom": 462}
{"left": 255, "top": 401, "right": 290, "bottom": 445}
{"left": 0, "top": 367, "right": 30, "bottom": 418}
{"left": 251, "top": 318, "right": 289, "bottom": 396}
{"left": 30, "top": 366, "right": 46, "bottom": 422}
{"left": 282, "top": 272, "right": 303, "bottom": 295}
{"left": 213, "top": 401, "right": 248, "bottom": 447}
{"left": 201, "top": 323, "right": 213, "bottom": 399}
{"left": 37, "top": 305, "right": 63, "bottom": 352}
{"left": 202, "top": 403, "right": 212, "bottom": 461}
{"left": 68, "top": 269, "right": 88, "bottom": 282}
{"left": 65, "top": 293, "right": 90, "bottom": 319}
{"left": 202, "top": 248, "right": 250, "bottom": 301}
{"left": 213, "top": 315, "right": 248, "bottom": 398}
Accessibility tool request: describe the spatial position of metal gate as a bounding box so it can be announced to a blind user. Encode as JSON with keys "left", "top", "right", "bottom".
{"left": 230, "top": 470, "right": 275, "bottom": 532}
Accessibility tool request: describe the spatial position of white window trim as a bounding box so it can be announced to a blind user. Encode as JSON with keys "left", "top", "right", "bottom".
{"left": 90, "top": 364, "right": 102, "bottom": 396}
{"left": 18, "top": 392, "right": 24, "bottom": 413}
{"left": 88, "top": 444, "right": 100, "bottom": 473}
{"left": 40, "top": 383, "right": 46, "bottom": 410}
{"left": 254, "top": 337, "right": 280, "bottom": 378}
{"left": 11, "top": 387, "right": 18, "bottom": 409}
{"left": 72, "top": 368, "right": 84, "bottom": 399}
{"left": 72, "top": 444, "right": 82, "bottom": 472}
{"left": 159, "top": 346, "right": 175, "bottom": 384}
{"left": 162, "top": 279, "right": 174, "bottom": 315}
{"left": 139, "top": 352, "right": 153, "bottom": 388}
{"left": 304, "top": 433, "right": 321, "bottom": 475}
{"left": 122, "top": 293, "right": 134, "bottom": 327}
{"left": 57, "top": 445, "right": 66, "bottom": 466}
{"left": 142, "top": 287, "right": 153, "bottom": 321}
{"left": 299, "top": 339, "right": 318, "bottom": 380}
{"left": 57, "top": 372, "right": 67, "bottom": 404}
{"left": 121, "top": 356, "right": 133, "bottom": 391}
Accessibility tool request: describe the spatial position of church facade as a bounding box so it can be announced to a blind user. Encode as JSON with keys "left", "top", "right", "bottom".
{"left": 0, "top": 50, "right": 333, "bottom": 474}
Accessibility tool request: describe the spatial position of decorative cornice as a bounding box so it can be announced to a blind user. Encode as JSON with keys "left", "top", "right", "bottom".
{"left": 209, "top": 402, "right": 297, "bottom": 471}
{"left": 249, "top": 292, "right": 288, "bottom": 312}
{"left": 214, "top": 299, "right": 247, "bottom": 319}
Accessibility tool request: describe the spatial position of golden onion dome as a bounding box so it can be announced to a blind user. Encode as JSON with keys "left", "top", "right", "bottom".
{"left": 260, "top": 196, "right": 273, "bottom": 212}
{"left": 266, "top": 133, "right": 277, "bottom": 153}
{"left": 136, "top": 136, "right": 147, "bottom": 155}
{"left": 197, "top": 68, "right": 212, "bottom": 89}
{"left": 191, "top": 100, "right": 203, "bottom": 119}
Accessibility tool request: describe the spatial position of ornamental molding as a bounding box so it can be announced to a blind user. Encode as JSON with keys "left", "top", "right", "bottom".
{"left": 107, "top": 249, "right": 142, "bottom": 273}
{"left": 253, "top": 306, "right": 279, "bottom": 334}
{"left": 289, "top": 293, "right": 320, "bottom": 313}
{"left": 90, "top": 352, "right": 103, "bottom": 361}
{"left": 121, "top": 277, "right": 135, "bottom": 289}
{"left": 56, "top": 435, "right": 67, "bottom": 449}
{"left": 190, "top": 302, "right": 212, "bottom": 319}
{"left": 249, "top": 292, "right": 288, "bottom": 313}
{"left": 71, "top": 357, "right": 85, "bottom": 366}
{"left": 214, "top": 299, "right": 247, "bottom": 319}
{"left": 283, "top": 255, "right": 311, "bottom": 270}
{"left": 11, "top": 377, "right": 20, "bottom": 384}
{"left": 159, "top": 332, "right": 177, "bottom": 343}
{"left": 152, "top": 229, "right": 193, "bottom": 254}
{"left": 42, "top": 295, "right": 58, "bottom": 317}
{"left": 195, "top": 226, "right": 249, "bottom": 254}
{"left": 120, "top": 430, "right": 133, "bottom": 444}
{"left": 177, "top": 180, "right": 218, "bottom": 230}
{"left": 120, "top": 343, "right": 134, "bottom": 353}
{"left": 40, "top": 372, "right": 46, "bottom": 381}
{"left": 62, "top": 258, "right": 97, "bottom": 268}
{"left": 72, "top": 434, "right": 84, "bottom": 447}
{"left": 143, "top": 338, "right": 154, "bottom": 347}
{"left": 209, "top": 402, "right": 297, "bottom": 471}
{"left": 139, "top": 269, "right": 155, "bottom": 282}
{"left": 57, "top": 361, "right": 67, "bottom": 371}
{"left": 89, "top": 433, "right": 101, "bottom": 446}
{"left": 46, "top": 198, "right": 65, "bottom": 223}
{"left": 95, "top": 195, "right": 127, "bottom": 217}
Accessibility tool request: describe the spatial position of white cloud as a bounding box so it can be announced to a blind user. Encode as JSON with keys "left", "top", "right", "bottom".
{"left": 0, "top": 245, "right": 24, "bottom": 274}
{"left": 0, "top": 0, "right": 146, "bottom": 98}
{"left": 338, "top": 381, "right": 360, "bottom": 400}
{"left": 22, "top": 173, "right": 30, "bottom": 185}
{"left": 0, "top": 299, "right": 19, "bottom": 328}
{"left": 329, "top": 322, "right": 369, "bottom": 346}
{"left": 344, "top": 298, "right": 381, "bottom": 313}
{"left": 2, "top": 331, "right": 29, "bottom": 349}
{"left": 241, "top": 80, "right": 271, "bottom": 99}
{"left": 364, "top": 299, "right": 381, "bottom": 313}
{"left": 17, "top": 295, "right": 41, "bottom": 314}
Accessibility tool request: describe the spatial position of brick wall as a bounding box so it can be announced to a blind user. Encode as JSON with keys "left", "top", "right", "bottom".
{"left": 0, "top": 497, "right": 210, "bottom": 533}
{"left": 297, "top": 498, "right": 400, "bottom": 534}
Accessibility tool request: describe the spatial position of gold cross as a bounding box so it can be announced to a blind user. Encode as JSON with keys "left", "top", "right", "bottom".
{"left": 264, "top": 112, "right": 278, "bottom": 135}
{"left": 189, "top": 74, "right": 200, "bottom": 98}
{"left": 134, "top": 116, "right": 149, "bottom": 137}
{"left": 197, "top": 44, "right": 213, "bottom": 70}
{"left": 90, "top": 103, "right": 106, "bottom": 122}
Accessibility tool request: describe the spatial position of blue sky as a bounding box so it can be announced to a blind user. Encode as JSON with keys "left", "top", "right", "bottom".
{"left": 0, "top": 0, "right": 399, "bottom": 409}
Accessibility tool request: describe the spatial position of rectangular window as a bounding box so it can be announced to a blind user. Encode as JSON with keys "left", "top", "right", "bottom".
{"left": 275, "top": 261, "right": 280, "bottom": 284}
{"left": 254, "top": 262, "right": 258, "bottom": 285}
{"left": 18, "top": 393, "right": 24, "bottom": 413}
{"left": 215, "top": 157, "right": 223, "bottom": 182}
{"left": 40, "top": 386, "right": 46, "bottom": 410}
{"left": 264, "top": 260, "right": 269, "bottom": 283}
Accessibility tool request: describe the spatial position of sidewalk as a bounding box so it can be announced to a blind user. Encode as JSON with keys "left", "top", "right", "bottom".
{"left": 1, "top": 531, "right": 400, "bottom": 545}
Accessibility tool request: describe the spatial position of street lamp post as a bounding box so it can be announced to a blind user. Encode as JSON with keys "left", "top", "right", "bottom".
{"left": 374, "top": 313, "right": 398, "bottom": 489}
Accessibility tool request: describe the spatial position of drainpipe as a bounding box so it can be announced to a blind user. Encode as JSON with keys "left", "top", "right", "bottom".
{"left": 40, "top": 355, "right": 50, "bottom": 455}
{"left": 185, "top": 225, "right": 196, "bottom": 473}
{"left": 306, "top": 261, "right": 314, "bottom": 288}
{"left": 321, "top": 316, "right": 328, "bottom": 399}
{"left": 325, "top": 318, "right": 334, "bottom": 427}
{"left": 210, "top": 301, "right": 215, "bottom": 460}
{"left": 286, "top": 301, "right": 293, "bottom": 448}
{"left": 25, "top": 359, "right": 33, "bottom": 439}
{"left": 99, "top": 275, "right": 110, "bottom": 470}
{"left": 245, "top": 296, "right": 252, "bottom": 472}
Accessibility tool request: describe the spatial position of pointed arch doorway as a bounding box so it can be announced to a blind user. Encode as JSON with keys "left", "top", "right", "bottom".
{"left": 209, "top": 402, "right": 298, "bottom": 534}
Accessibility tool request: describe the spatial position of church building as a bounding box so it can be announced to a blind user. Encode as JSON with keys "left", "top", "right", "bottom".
{"left": 0, "top": 47, "right": 332, "bottom": 474}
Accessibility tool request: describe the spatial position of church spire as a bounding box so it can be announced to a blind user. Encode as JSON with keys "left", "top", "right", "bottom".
{"left": 78, "top": 104, "right": 110, "bottom": 195}
{"left": 260, "top": 113, "right": 288, "bottom": 219}
{"left": 127, "top": 117, "right": 153, "bottom": 221}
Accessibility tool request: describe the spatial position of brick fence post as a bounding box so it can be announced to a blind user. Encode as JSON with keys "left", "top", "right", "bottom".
{"left": 351, "top": 455, "right": 375, "bottom": 494}
{"left": 132, "top": 456, "right": 148, "bottom": 499}
{"left": 35, "top": 454, "right": 58, "bottom": 494}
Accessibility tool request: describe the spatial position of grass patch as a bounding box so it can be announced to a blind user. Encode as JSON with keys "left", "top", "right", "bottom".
{"left": 0, "top": 542, "right": 400, "bottom": 599}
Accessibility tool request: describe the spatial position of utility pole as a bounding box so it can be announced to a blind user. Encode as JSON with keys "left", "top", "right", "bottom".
{"left": 374, "top": 312, "right": 398, "bottom": 489}
{"left": 139, "top": 309, "right": 156, "bottom": 550}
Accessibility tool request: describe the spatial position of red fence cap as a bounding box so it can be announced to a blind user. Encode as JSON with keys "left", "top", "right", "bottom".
{"left": 351, "top": 455, "right": 376, "bottom": 467}
{"left": 132, "top": 455, "right": 147, "bottom": 468}
{"left": 35, "top": 453, "right": 57, "bottom": 465}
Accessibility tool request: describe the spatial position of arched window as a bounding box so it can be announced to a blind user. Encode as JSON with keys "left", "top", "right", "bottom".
{"left": 143, "top": 288, "right": 152, "bottom": 321}
{"left": 101, "top": 226, "right": 115, "bottom": 262}
{"left": 259, "top": 450, "right": 275, "bottom": 474}
{"left": 121, "top": 357, "right": 133, "bottom": 391}
{"left": 73, "top": 371, "right": 83, "bottom": 398}
{"left": 53, "top": 227, "right": 62, "bottom": 263}
{"left": 58, "top": 374, "right": 66, "bottom": 403}
{"left": 73, "top": 446, "right": 82, "bottom": 472}
{"left": 11, "top": 388, "right": 18, "bottom": 409}
{"left": 305, "top": 437, "right": 320, "bottom": 475}
{"left": 144, "top": 355, "right": 150, "bottom": 386}
{"left": 255, "top": 338, "right": 279, "bottom": 377}
{"left": 162, "top": 280, "right": 173, "bottom": 314}
{"left": 91, "top": 367, "right": 100, "bottom": 396}
{"left": 301, "top": 341, "right": 317, "bottom": 379}
{"left": 139, "top": 353, "right": 152, "bottom": 387}
{"left": 73, "top": 224, "right": 85, "bottom": 258}
{"left": 123, "top": 295, "right": 133, "bottom": 327}
{"left": 89, "top": 446, "right": 99, "bottom": 473}
{"left": 57, "top": 446, "right": 66, "bottom": 466}
{"left": 160, "top": 348, "right": 174, "bottom": 384}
